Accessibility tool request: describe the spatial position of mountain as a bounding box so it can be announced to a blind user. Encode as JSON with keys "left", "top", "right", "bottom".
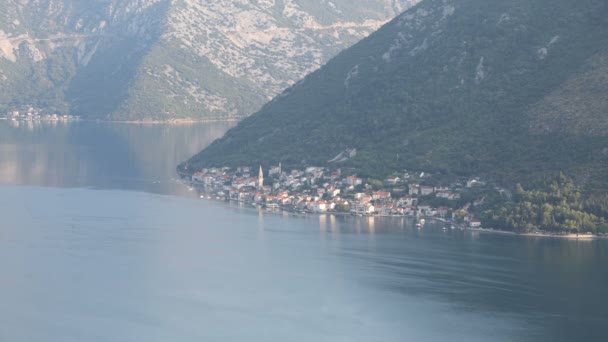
{"left": 183, "top": 0, "right": 608, "bottom": 189}
{"left": 0, "top": 0, "right": 419, "bottom": 120}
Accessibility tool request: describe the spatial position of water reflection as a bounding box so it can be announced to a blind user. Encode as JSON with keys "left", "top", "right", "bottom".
{"left": 0, "top": 121, "right": 233, "bottom": 196}
{"left": 212, "top": 208, "right": 608, "bottom": 342}
{"left": 2, "top": 121, "right": 608, "bottom": 342}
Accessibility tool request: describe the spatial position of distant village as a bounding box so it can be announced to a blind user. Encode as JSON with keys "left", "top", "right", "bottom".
{"left": 1, "top": 106, "right": 80, "bottom": 122}
{"left": 188, "top": 164, "right": 496, "bottom": 228}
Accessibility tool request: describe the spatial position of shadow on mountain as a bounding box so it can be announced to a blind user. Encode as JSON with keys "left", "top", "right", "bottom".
{"left": 66, "top": 1, "right": 170, "bottom": 119}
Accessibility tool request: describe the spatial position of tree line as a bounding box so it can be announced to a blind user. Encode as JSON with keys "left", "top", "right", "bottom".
{"left": 481, "top": 173, "right": 608, "bottom": 233}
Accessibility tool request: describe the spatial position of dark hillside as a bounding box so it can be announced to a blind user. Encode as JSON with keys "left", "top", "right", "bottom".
{"left": 183, "top": 0, "right": 608, "bottom": 189}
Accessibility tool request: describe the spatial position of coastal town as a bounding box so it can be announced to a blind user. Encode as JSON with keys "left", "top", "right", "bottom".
{"left": 1, "top": 106, "right": 80, "bottom": 122}
{"left": 187, "top": 164, "right": 494, "bottom": 228}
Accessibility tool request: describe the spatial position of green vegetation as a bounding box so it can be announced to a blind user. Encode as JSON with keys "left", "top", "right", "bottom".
{"left": 1, "top": 0, "right": 410, "bottom": 121}
{"left": 481, "top": 174, "right": 608, "bottom": 233}
{"left": 186, "top": 0, "right": 608, "bottom": 180}
{"left": 183, "top": 0, "right": 608, "bottom": 232}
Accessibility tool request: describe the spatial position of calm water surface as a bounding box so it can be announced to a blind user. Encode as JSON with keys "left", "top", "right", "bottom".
{"left": 0, "top": 121, "right": 607, "bottom": 341}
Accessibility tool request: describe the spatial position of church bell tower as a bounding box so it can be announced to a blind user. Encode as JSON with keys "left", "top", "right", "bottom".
{"left": 258, "top": 165, "right": 264, "bottom": 189}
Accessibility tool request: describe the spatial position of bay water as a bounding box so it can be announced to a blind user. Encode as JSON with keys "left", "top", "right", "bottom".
{"left": 1, "top": 121, "right": 607, "bottom": 341}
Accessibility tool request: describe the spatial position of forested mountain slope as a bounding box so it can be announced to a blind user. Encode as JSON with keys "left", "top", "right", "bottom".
{"left": 185, "top": 0, "right": 608, "bottom": 190}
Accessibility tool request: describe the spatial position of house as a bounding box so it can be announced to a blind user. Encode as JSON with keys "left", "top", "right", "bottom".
{"left": 408, "top": 184, "right": 420, "bottom": 196}
{"left": 354, "top": 192, "right": 366, "bottom": 200}
{"left": 397, "top": 196, "right": 415, "bottom": 207}
{"left": 238, "top": 191, "right": 252, "bottom": 202}
{"left": 385, "top": 176, "right": 400, "bottom": 185}
{"left": 328, "top": 188, "right": 341, "bottom": 197}
{"left": 335, "top": 199, "right": 350, "bottom": 207}
{"left": 354, "top": 193, "right": 372, "bottom": 202}
{"left": 372, "top": 191, "right": 391, "bottom": 200}
{"left": 427, "top": 208, "right": 438, "bottom": 217}
{"left": 469, "top": 220, "right": 482, "bottom": 228}
{"left": 352, "top": 203, "right": 375, "bottom": 215}
{"left": 228, "top": 189, "right": 240, "bottom": 201}
{"left": 192, "top": 172, "right": 205, "bottom": 183}
{"left": 236, "top": 166, "right": 250, "bottom": 174}
{"left": 420, "top": 186, "right": 434, "bottom": 196}
{"left": 403, "top": 206, "right": 416, "bottom": 216}
{"left": 346, "top": 176, "right": 363, "bottom": 186}
{"left": 269, "top": 164, "right": 282, "bottom": 176}
{"left": 374, "top": 205, "right": 391, "bottom": 216}
{"left": 203, "top": 176, "right": 214, "bottom": 186}
{"left": 308, "top": 201, "right": 328, "bottom": 213}
{"left": 437, "top": 191, "right": 460, "bottom": 200}
{"left": 253, "top": 193, "right": 264, "bottom": 203}
{"left": 418, "top": 205, "right": 432, "bottom": 216}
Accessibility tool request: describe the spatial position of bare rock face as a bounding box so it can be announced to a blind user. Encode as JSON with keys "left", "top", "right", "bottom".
{"left": 0, "top": 0, "right": 420, "bottom": 120}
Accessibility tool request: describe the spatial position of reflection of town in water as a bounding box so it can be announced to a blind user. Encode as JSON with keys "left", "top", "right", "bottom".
{"left": 0, "top": 121, "right": 233, "bottom": 196}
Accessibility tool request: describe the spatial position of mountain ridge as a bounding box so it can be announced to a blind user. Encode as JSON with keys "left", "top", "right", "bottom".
{"left": 183, "top": 0, "right": 608, "bottom": 189}
{"left": 0, "top": 0, "right": 419, "bottom": 120}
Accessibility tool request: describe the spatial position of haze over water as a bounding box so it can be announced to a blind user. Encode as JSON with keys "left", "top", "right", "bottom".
{"left": 0, "top": 121, "right": 607, "bottom": 341}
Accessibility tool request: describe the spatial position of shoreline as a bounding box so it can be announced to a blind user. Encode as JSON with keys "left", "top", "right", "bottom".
{"left": 424, "top": 217, "right": 606, "bottom": 240}
{"left": 1, "top": 117, "right": 242, "bottom": 125}
{"left": 203, "top": 196, "right": 608, "bottom": 241}
{"left": 98, "top": 118, "right": 242, "bottom": 125}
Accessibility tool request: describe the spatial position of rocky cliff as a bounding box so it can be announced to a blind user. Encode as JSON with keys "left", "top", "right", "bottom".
{"left": 0, "top": 0, "right": 419, "bottom": 120}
